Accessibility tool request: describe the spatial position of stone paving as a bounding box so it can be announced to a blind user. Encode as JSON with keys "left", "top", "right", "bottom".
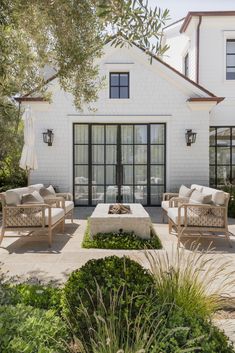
{"left": 1, "top": 206, "right": 235, "bottom": 343}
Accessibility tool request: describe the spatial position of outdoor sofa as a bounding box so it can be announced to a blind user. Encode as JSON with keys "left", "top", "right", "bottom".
{"left": 0, "top": 184, "right": 74, "bottom": 246}
{"left": 161, "top": 184, "right": 231, "bottom": 247}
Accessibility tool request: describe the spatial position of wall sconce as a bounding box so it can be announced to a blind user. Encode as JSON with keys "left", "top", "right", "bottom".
{"left": 185, "top": 129, "right": 197, "bottom": 146}
{"left": 43, "top": 129, "right": 54, "bottom": 146}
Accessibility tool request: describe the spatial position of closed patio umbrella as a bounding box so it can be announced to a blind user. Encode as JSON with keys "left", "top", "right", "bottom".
{"left": 19, "top": 105, "right": 38, "bottom": 182}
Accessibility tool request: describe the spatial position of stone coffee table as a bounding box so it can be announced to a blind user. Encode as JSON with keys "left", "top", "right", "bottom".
{"left": 90, "top": 203, "right": 151, "bottom": 239}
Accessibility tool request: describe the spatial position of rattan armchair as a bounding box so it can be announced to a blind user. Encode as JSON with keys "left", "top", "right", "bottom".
{"left": 0, "top": 193, "right": 65, "bottom": 247}
{"left": 161, "top": 192, "right": 179, "bottom": 222}
{"left": 54, "top": 192, "right": 74, "bottom": 222}
{"left": 167, "top": 192, "right": 231, "bottom": 247}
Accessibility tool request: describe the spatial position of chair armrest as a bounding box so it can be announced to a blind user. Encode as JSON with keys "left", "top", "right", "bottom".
{"left": 162, "top": 193, "right": 179, "bottom": 201}
{"left": 44, "top": 196, "right": 65, "bottom": 209}
{"left": 0, "top": 193, "right": 6, "bottom": 208}
{"left": 169, "top": 197, "right": 189, "bottom": 208}
{"left": 56, "top": 192, "right": 73, "bottom": 201}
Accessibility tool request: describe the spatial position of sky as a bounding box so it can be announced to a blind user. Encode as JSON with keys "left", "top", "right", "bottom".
{"left": 148, "top": 0, "right": 235, "bottom": 22}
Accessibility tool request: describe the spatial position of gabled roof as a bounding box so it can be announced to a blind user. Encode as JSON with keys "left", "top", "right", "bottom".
{"left": 132, "top": 41, "right": 223, "bottom": 101}
{"left": 180, "top": 11, "right": 235, "bottom": 33}
{"left": 15, "top": 39, "right": 224, "bottom": 104}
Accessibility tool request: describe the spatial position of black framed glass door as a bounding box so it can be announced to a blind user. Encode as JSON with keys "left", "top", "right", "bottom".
{"left": 73, "top": 123, "right": 166, "bottom": 206}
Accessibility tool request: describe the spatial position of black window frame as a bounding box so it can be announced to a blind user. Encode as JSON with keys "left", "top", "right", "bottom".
{"left": 184, "top": 53, "right": 189, "bottom": 77}
{"left": 209, "top": 126, "right": 235, "bottom": 188}
{"left": 226, "top": 39, "right": 235, "bottom": 80}
{"left": 73, "top": 123, "right": 166, "bottom": 206}
{"left": 109, "top": 72, "right": 130, "bottom": 99}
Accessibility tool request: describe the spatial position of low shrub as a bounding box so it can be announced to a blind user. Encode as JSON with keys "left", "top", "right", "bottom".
{"left": 62, "top": 256, "right": 155, "bottom": 339}
{"left": 8, "top": 282, "right": 61, "bottom": 311}
{"left": 82, "top": 223, "right": 162, "bottom": 249}
{"left": 221, "top": 185, "right": 235, "bottom": 218}
{"left": 0, "top": 304, "right": 69, "bottom": 353}
{"left": 163, "top": 308, "right": 235, "bottom": 353}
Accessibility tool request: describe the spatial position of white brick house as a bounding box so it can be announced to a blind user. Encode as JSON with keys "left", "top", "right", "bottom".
{"left": 16, "top": 31, "right": 225, "bottom": 206}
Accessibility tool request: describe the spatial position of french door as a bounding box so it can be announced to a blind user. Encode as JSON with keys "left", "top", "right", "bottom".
{"left": 73, "top": 123, "right": 165, "bottom": 206}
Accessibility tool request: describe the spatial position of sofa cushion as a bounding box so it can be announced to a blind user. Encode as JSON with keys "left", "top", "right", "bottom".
{"left": 191, "top": 184, "right": 203, "bottom": 192}
{"left": 161, "top": 200, "right": 169, "bottom": 212}
{"left": 179, "top": 185, "right": 194, "bottom": 198}
{"left": 65, "top": 201, "right": 74, "bottom": 214}
{"left": 201, "top": 186, "right": 225, "bottom": 206}
{"left": 5, "top": 187, "right": 30, "bottom": 206}
{"left": 44, "top": 208, "right": 65, "bottom": 225}
{"left": 22, "top": 191, "right": 44, "bottom": 204}
{"left": 189, "top": 190, "right": 212, "bottom": 204}
{"left": 28, "top": 184, "right": 44, "bottom": 192}
{"left": 168, "top": 207, "right": 185, "bottom": 225}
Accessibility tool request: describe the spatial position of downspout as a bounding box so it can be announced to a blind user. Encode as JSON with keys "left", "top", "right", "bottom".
{"left": 196, "top": 16, "right": 202, "bottom": 84}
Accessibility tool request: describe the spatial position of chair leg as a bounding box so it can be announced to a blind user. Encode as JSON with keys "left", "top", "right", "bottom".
{"left": 71, "top": 209, "right": 74, "bottom": 223}
{"left": 225, "top": 231, "right": 233, "bottom": 248}
{"left": 162, "top": 210, "right": 165, "bottom": 223}
{"left": 0, "top": 227, "right": 5, "bottom": 245}
{"left": 169, "top": 220, "right": 172, "bottom": 234}
{"left": 62, "top": 217, "right": 65, "bottom": 233}
{"left": 48, "top": 227, "right": 52, "bottom": 247}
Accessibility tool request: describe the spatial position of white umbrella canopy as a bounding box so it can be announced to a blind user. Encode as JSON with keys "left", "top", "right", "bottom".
{"left": 19, "top": 105, "right": 38, "bottom": 172}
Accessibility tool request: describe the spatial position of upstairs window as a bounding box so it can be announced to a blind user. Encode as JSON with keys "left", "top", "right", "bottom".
{"left": 184, "top": 53, "right": 189, "bottom": 77}
{"left": 109, "top": 73, "right": 129, "bottom": 99}
{"left": 226, "top": 39, "right": 235, "bottom": 80}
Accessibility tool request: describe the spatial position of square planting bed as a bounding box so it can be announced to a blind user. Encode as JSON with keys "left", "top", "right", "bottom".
{"left": 90, "top": 203, "right": 152, "bottom": 239}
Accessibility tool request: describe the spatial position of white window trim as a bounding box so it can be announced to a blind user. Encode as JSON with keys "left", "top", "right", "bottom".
{"left": 223, "top": 30, "right": 235, "bottom": 82}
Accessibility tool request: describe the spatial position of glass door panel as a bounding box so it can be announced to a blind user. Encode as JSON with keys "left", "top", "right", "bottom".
{"left": 121, "top": 186, "right": 133, "bottom": 203}
{"left": 73, "top": 123, "right": 166, "bottom": 205}
{"left": 106, "top": 185, "right": 118, "bottom": 203}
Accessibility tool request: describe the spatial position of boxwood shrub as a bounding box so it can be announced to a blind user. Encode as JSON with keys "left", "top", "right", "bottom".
{"left": 62, "top": 256, "right": 155, "bottom": 338}
{"left": 0, "top": 304, "right": 69, "bottom": 353}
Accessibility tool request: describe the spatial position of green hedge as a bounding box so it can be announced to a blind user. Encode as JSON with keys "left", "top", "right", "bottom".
{"left": 222, "top": 186, "right": 235, "bottom": 218}
{"left": 82, "top": 222, "right": 162, "bottom": 249}
{"left": 0, "top": 304, "right": 69, "bottom": 353}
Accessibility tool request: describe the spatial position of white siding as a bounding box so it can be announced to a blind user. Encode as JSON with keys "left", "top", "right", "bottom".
{"left": 25, "top": 44, "right": 210, "bottom": 194}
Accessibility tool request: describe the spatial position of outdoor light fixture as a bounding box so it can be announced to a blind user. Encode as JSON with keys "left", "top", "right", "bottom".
{"left": 185, "top": 129, "right": 197, "bottom": 146}
{"left": 43, "top": 129, "right": 54, "bottom": 146}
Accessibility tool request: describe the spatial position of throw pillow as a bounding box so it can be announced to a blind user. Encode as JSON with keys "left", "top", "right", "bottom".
{"left": 39, "top": 186, "right": 55, "bottom": 199}
{"left": 189, "top": 190, "right": 212, "bottom": 204}
{"left": 21, "top": 191, "right": 44, "bottom": 204}
{"left": 47, "top": 185, "right": 56, "bottom": 194}
{"left": 189, "top": 190, "right": 212, "bottom": 216}
{"left": 179, "top": 185, "right": 194, "bottom": 198}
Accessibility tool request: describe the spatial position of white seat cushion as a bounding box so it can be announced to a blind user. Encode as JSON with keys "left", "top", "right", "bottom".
{"left": 161, "top": 200, "right": 170, "bottom": 212}
{"left": 65, "top": 201, "right": 74, "bottom": 214}
{"left": 168, "top": 207, "right": 185, "bottom": 225}
{"left": 44, "top": 208, "right": 64, "bottom": 225}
